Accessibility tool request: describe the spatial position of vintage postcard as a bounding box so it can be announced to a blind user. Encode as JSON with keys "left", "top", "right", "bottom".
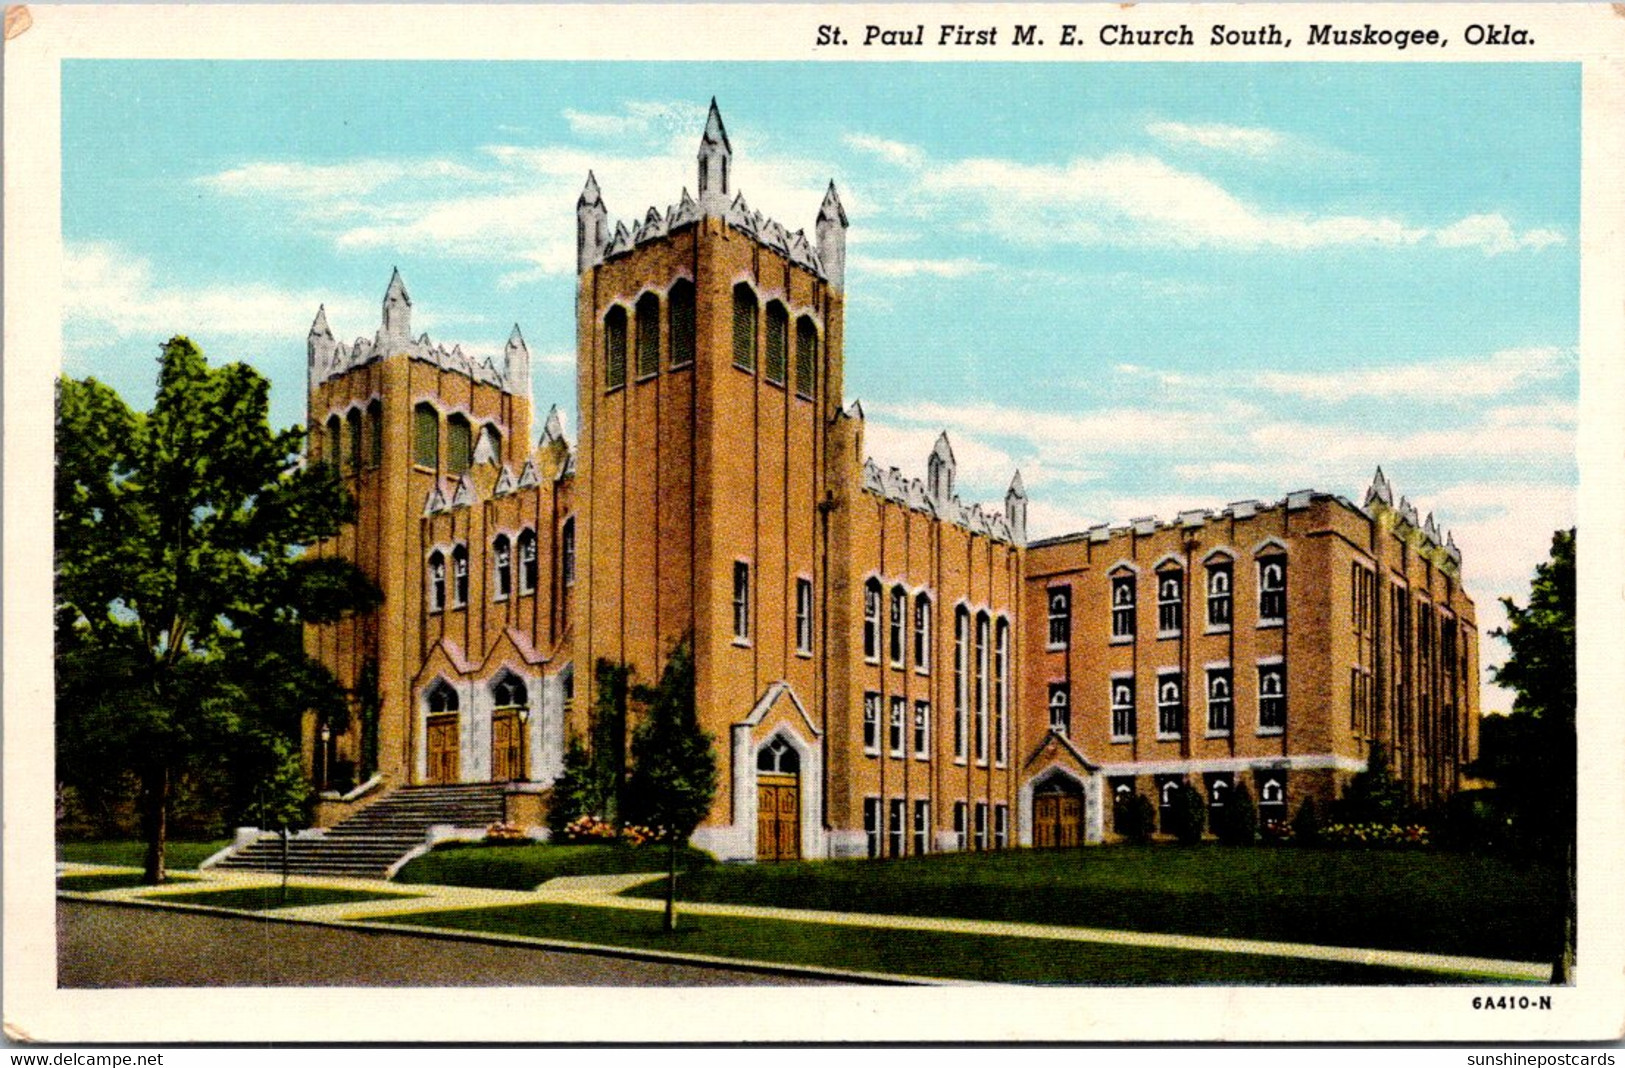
{"left": 5, "top": 1, "right": 1624, "bottom": 1045}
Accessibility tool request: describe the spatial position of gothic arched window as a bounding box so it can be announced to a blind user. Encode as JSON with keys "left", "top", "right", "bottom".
{"left": 427, "top": 550, "right": 446, "bottom": 613}
{"left": 451, "top": 544, "right": 469, "bottom": 607}
{"left": 446, "top": 414, "right": 472, "bottom": 474}
{"left": 732, "top": 284, "right": 757, "bottom": 371}
{"left": 491, "top": 672, "right": 528, "bottom": 709}
{"left": 604, "top": 305, "right": 628, "bottom": 389}
{"left": 517, "top": 529, "right": 538, "bottom": 595}
{"left": 635, "top": 292, "right": 660, "bottom": 379}
{"left": 668, "top": 280, "right": 696, "bottom": 368}
{"left": 764, "top": 301, "right": 789, "bottom": 384}
{"left": 795, "top": 316, "right": 818, "bottom": 398}
{"left": 426, "top": 679, "right": 458, "bottom": 713}
{"left": 492, "top": 534, "right": 512, "bottom": 600}
{"left": 413, "top": 403, "right": 438, "bottom": 469}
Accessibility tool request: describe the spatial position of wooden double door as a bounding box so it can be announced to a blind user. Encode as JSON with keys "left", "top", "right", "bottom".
{"left": 491, "top": 710, "right": 524, "bottom": 782}
{"left": 756, "top": 773, "right": 800, "bottom": 861}
{"left": 1033, "top": 787, "right": 1084, "bottom": 848}
{"left": 426, "top": 714, "right": 460, "bottom": 784}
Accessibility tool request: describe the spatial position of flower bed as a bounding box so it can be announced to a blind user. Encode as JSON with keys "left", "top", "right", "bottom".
{"left": 1320, "top": 822, "right": 1430, "bottom": 848}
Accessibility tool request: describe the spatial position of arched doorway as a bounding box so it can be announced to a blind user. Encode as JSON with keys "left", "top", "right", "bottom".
{"left": 1032, "top": 772, "right": 1085, "bottom": 848}
{"left": 756, "top": 737, "right": 801, "bottom": 862}
{"left": 424, "top": 680, "right": 460, "bottom": 784}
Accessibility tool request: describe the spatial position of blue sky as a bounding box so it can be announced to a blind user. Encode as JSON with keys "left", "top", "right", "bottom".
{"left": 61, "top": 61, "right": 1580, "bottom": 711}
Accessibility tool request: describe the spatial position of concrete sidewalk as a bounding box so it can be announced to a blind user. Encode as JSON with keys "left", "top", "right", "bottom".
{"left": 57, "top": 863, "right": 1549, "bottom": 983}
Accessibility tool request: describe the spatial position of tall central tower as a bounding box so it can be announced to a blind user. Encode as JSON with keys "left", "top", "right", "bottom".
{"left": 571, "top": 101, "right": 848, "bottom": 845}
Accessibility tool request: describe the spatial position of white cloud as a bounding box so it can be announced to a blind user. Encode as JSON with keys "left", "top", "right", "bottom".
{"left": 1435, "top": 213, "right": 1566, "bottom": 256}
{"left": 1146, "top": 121, "right": 1284, "bottom": 157}
{"left": 850, "top": 256, "right": 990, "bottom": 279}
{"left": 843, "top": 132, "right": 926, "bottom": 169}
{"left": 561, "top": 100, "right": 707, "bottom": 143}
{"left": 1256, "top": 346, "right": 1574, "bottom": 403}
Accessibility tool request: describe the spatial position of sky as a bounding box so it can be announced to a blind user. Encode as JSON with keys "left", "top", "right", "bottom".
{"left": 60, "top": 61, "right": 1580, "bottom": 714}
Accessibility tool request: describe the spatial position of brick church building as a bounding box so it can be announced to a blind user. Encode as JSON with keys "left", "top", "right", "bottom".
{"left": 300, "top": 102, "right": 1480, "bottom": 862}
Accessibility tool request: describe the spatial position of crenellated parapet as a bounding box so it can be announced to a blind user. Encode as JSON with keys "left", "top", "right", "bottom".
{"left": 1363, "top": 466, "right": 1463, "bottom": 572}
{"left": 421, "top": 404, "right": 573, "bottom": 518}
{"left": 307, "top": 268, "right": 533, "bottom": 396}
{"left": 855, "top": 424, "right": 1026, "bottom": 546}
{"left": 576, "top": 99, "right": 846, "bottom": 285}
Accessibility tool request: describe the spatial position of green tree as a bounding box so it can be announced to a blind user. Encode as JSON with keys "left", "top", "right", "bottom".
{"left": 55, "top": 337, "right": 378, "bottom": 884}
{"left": 1485, "top": 528, "right": 1576, "bottom": 983}
{"left": 625, "top": 641, "right": 717, "bottom": 931}
{"left": 591, "top": 659, "right": 633, "bottom": 821}
{"left": 1218, "top": 783, "right": 1258, "bottom": 847}
{"left": 1331, "top": 741, "right": 1409, "bottom": 825}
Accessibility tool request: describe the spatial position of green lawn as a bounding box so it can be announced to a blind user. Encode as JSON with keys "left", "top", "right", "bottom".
{"left": 57, "top": 839, "right": 229, "bottom": 870}
{"left": 139, "top": 885, "right": 419, "bottom": 911}
{"left": 367, "top": 902, "right": 1508, "bottom": 985}
{"left": 58, "top": 872, "right": 201, "bottom": 893}
{"left": 623, "top": 845, "right": 1561, "bottom": 963}
{"left": 393, "top": 842, "right": 713, "bottom": 890}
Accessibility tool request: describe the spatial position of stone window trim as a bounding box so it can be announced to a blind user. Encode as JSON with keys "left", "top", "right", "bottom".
{"left": 517, "top": 528, "right": 539, "bottom": 597}
{"left": 1205, "top": 664, "right": 1234, "bottom": 737}
{"left": 862, "top": 692, "right": 881, "bottom": 757}
{"left": 426, "top": 548, "right": 447, "bottom": 614}
{"left": 912, "top": 700, "right": 931, "bottom": 760}
{"left": 667, "top": 277, "right": 697, "bottom": 369}
{"left": 794, "top": 574, "right": 815, "bottom": 658}
{"left": 913, "top": 590, "right": 933, "bottom": 675}
{"left": 603, "top": 303, "right": 630, "bottom": 392}
{"left": 862, "top": 576, "right": 883, "bottom": 664}
{"left": 1109, "top": 669, "right": 1135, "bottom": 743}
{"left": 888, "top": 696, "right": 907, "bottom": 758}
{"left": 1254, "top": 542, "right": 1289, "bottom": 626}
{"left": 1257, "top": 656, "right": 1287, "bottom": 736}
{"left": 1045, "top": 583, "right": 1071, "bottom": 650}
{"left": 491, "top": 532, "right": 512, "bottom": 602}
{"left": 450, "top": 543, "right": 470, "bottom": 607}
{"left": 1204, "top": 552, "right": 1234, "bottom": 633}
{"left": 888, "top": 583, "right": 907, "bottom": 669}
{"left": 633, "top": 291, "right": 662, "bottom": 382}
{"left": 1109, "top": 565, "right": 1138, "bottom": 644}
{"left": 1156, "top": 566, "right": 1185, "bottom": 639}
{"left": 731, "top": 558, "right": 752, "bottom": 646}
{"left": 1155, "top": 667, "right": 1184, "bottom": 741}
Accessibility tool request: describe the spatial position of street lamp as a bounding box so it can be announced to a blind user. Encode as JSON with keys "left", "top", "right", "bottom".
{"left": 516, "top": 707, "right": 530, "bottom": 782}
{"left": 319, "top": 723, "right": 332, "bottom": 791}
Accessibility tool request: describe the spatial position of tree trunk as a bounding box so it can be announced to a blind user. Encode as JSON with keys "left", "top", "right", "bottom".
{"left": 664, "top": 834, "right": 678, "bottom": 933}
{"left": 140, "top": 764, "right": 169, "bottom": 885}
{"left": 1552, "top": 834, "right": 1576, "bottom": 984}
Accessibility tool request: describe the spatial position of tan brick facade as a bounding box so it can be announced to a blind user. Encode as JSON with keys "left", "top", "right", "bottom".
{"left": 302, "top": 103, "right": 1478, "bottom": 860}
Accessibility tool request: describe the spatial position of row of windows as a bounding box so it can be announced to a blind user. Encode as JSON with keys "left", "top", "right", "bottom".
{"left": 861, "top": 798, "right": 1009, "bottom": 858}
{"left": 731, "top": 285, "right": 818, "bottom": 396}
{"left": 1046, "top": 555, "right": 1286, "bottom": 649}
{"left": 862, "top": 579, "right": 934, "bottom": 671}
{"left": 863, "top": 695, "right": 932, "bottom": 759}
{"left": 729, "top": 564, "right": 816, "bottom": 655}
{"left": 427, "top": 521, "right": 574, "bottom": 613}
{"left": 1047, "top": 662, "right": 1287, "bottom": 740}
{"left": 955, "top": 607, "right": 1010, "bottom": 765}
{"left": 423, "top": 671, "right": 531, "bottom": 713}
{"left": 412, "top": 402, "right": 502, "bottom": 474}
{"left": 1110, "top": 772, "right": 1287, "bottom": 833}
{"left": 320, "top": 402, "right": 383, "bottom": 472}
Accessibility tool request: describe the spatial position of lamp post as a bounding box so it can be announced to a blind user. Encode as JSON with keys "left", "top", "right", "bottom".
{"left": 516, "top": 707, "right": 530, "bottom": 782}
{"left": 319, "top": 723, "right": 332, "bottom": 791}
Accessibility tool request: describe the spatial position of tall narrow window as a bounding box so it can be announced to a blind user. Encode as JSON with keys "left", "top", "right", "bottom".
{"left": 1157, "top": 569, "right": 1184, "bottom": 636}
{"left": 913, "top": 593, "right": 931, "bottom": 673}
{"left": 994, "top": 804, "right": 1009, "bottom": 850}
{"left": 795, "top": 577, "right": 813, "bottom": 655}
{"left": 889, "top": 697, "right": 905, "bottom": 758}
{"left": 764, "top": 302, "right": 788, "bottom": 384}
{"left": 954, "top": 607, "right": 969, "bottom": 758}
{"left": 325, "top": 415, "right": 342, "bottom": 468}
{"left": 345, "top": 409, "right": 362, "bottom": 472}
{"left": 732, "top": 561, "right": 751, "bottom": 641}
{"left": 994, "top": 618, "right": 1009, "bottom": 765}
{"left": 413, "top": 403, "right": 438, "bottom": 468}
{"left": 1207, "top": 560, "right": 1232, "bottom": 628}
{"left": 953, "top": 801, "right": 967, "bottom": 850}
{"left": 795, "top": 317, "right": 818, "bottom": 398}
{"left": 864, "top": 798, "right": 881, "bottom": 859}
{"left": 1110, "top": 678, "right": 1135, "bottom": 739}
{"left": 1259, "top": 555, "right": 1287, "bottom": 624}
{"left": 1207, "top": 668, "right": 1233, "bottom": 734}
{"left": 635, "top": 292, "right": 659, "bottom": 379}
{"left": 1157, "top": 673, "right": 1183, "bottom": 738}
{"left": 974, "top": 612, "right": 990, "bottom": 763}
{"left": 668, "top": 280, "right": 696, "bottom": 368}
{"left": 1259, "top": 663, "right": 1287, "bottom": 732}
{"left": 1111, "top": 575, "right": 1136, "bottom": 639}
{"left": 973, "top": 802, "right": 988, "bottom": 851}
{"left": 518, "top": 529, "right": 538, "bottom": 595}
{"left": 889, "top": 585, "right": 906, "bottom": 667}
{"left": 427, "top": 550, "right": 446, "bottom": 613}
{"left": 604, "top": 306, "right": 628, "bottom": 389}
{"left": 451, "top": 544, "right": 469, "bottom": 607}
{"left": 1048, "top": 683, "right": 1071, "bottom": 735}
{"left": 863, "top": 693, "right": 880, "bottom": 755}
{"left": 1047, "top": 586, "right": 1071, "bottom": 648}
{"left": 492, "top": 534, "right": 512, "bottom": 600}
{"left": 863, "top": 579, "right": 882, "bottom": 662}
{"left": 560, "top": 518, "right": 576, "bottom": 589}
{"left": 446, "top": 414, "right": 472, "bottom": 474}
{"left": 366, "top": 400, "right": 383, "bottom": 468}
{"left": 888, "top": 799, "right": 905, "bottom": 858}
{"left": 731, "top": 284, "right": 757, "bottom": 371}
{"left": 912, "top": 800, "right": 930, "bottom": 856}
{"left": 913, "top": 701, "right": 930, "bottom": 758}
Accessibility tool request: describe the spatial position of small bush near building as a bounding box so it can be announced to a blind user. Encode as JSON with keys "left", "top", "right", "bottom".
{"left": 1216, "top": 784, "right": 1258, "bottom": 846}
{"left": 1292, "top": 798, "right": 1323, "bottom": 845}
{"left": 1120, "top": 794, "right": 1156, "bottom": 844}
{"left": 1167, "top": 784, "right": 1207, "bottom": 845}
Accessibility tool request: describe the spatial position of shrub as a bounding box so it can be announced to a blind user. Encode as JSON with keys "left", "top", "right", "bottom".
{"left": 1121, "top": 793, "right": 1156, "bottom": 844}
{"left": 1292, "top": 798, "right": 1322, "bottom": 845}
{"left": 1167, "top": 783, "right": 1207, "bottom": 845}
{"left": 1320, "top": 821, "right": 1430, "bottom": 849}
{"left": 483, "top": 821, "right": 530, "bottom": 845}
{"left": 1217, "top": 784, "right": 1258, "bottom": 846}
{"left": 1260, "top": 818, "right": 1295, "bottom": 845}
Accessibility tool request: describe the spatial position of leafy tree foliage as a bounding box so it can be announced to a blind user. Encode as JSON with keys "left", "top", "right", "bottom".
{"left": 546, "top": 735, "right": 617, "bottom": 837}
{"left": 55, "top": 337, "right": 378, "bottom": 883}
{"left": 1482, "top": 528, "right": 1576, "bottom": 981}
{"left": 591, "top": 659, "right": 633, "bottom": 821}
{"left": 1331, "top": 741, "right": 1410, "bottom": 825}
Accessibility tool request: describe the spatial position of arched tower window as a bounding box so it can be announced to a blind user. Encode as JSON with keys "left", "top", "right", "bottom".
{"left": 764, "top": 301, "right": 789, "bottom": 385}
{"left": 427, "top": 550, "right": 446, "bottom": 613}
{"left": 888, "top": 584, "right": 906, "bottom": 667}
{"left": 491, "top": 672, "right": 529, "bottom": 709}
{"left": 669, "top": 279, "right": 696, "bottom": 368}
{"left": 862, "top": 578, "right": 882, "bottom": 662}
{"left": 426, "top": 679, "right": 459, "bottom": 713}
{"left": 731, "top": 284, "right": 757, "bottom": 371}
{"left": 492, "top": 534, "right": 512, "bottom": 600}
{"left": 345, "top": 409, "right": 362, "bottom": 472}
{"left": 325, "top": 414, "right": 341, "bottom": 468}
{"left": 413, "top": 403, "right": 438, "bottom": 469}
{"left": 795, "top": 316, "right": 818, "bottom": 398}
{"left": 446, "top": 414, "right": 472, "bottom": 474}
{"left": 913, "top": 593, "right": 931, "bottom": 673}
{"left": 517, "top": 529, "right": 538, "bottom": 595}
{"left": 451, "top": 544, "right": 469, "bottom": 607}
{"left": 635, "top": 293, "right": 660, "bottom": 379}
{"left": 366, "top": 399, "right": 383, "bottom": 468}
{"left": 954, "top": 606, "right": 969, "bottom": 758}
{"left": 604, "top": 305, "right": 628, "bottom": 389}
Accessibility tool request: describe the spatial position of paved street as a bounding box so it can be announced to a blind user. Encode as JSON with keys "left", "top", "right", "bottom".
{"left": 57, "top": 900, "right": 836, "bottom": 987}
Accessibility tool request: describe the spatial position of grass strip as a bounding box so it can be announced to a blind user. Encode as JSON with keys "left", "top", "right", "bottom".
{"left": 140, "top": 886, "right": 419, "bottom": 911}
{"left": 624, "top": 845, "right": 1560, "bottom": 963}
{"left": 57, "top": 840, "right": 230, "bottom": 870}
{"left": 58, "top": 872, "right": 201, "bottom": 893}
{"left": 367, "top": 901, "right": 1492, "bottom": 985}
{"left": 393, "top": 842, "right": 712, "bottom": 890}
